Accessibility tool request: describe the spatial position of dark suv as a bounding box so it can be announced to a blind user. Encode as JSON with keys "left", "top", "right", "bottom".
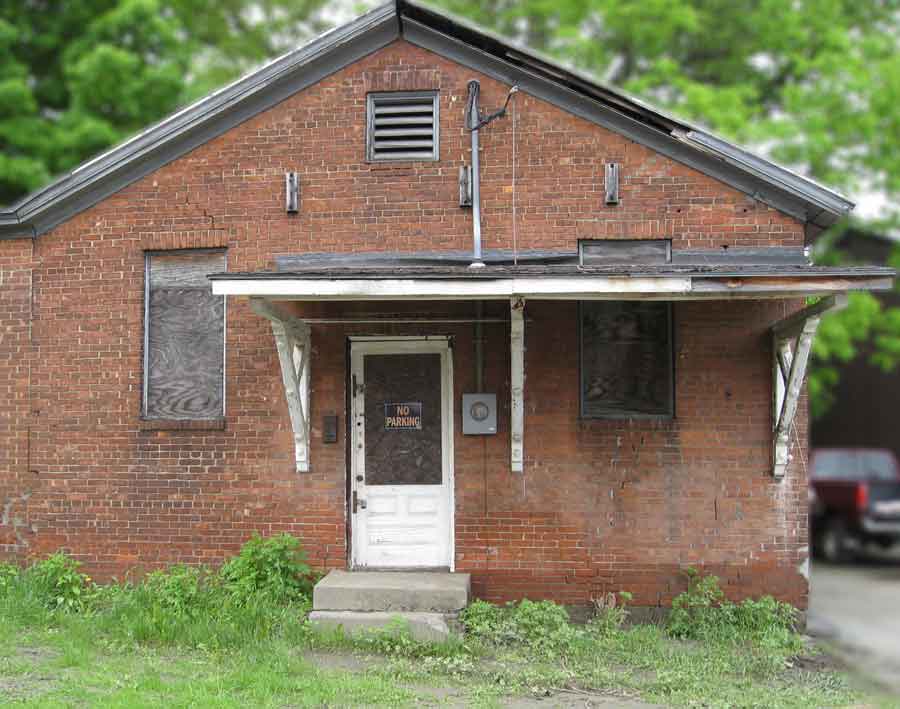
{"left": 810, "top": 448, "right": 900, "bottom": 562}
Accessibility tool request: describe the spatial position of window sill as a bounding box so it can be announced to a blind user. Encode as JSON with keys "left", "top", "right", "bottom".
{"left": 579, "top": 414, "right": 675, "bottom": 423}
{"left": 139, "top": 418, "right": 226, "bottom": 432}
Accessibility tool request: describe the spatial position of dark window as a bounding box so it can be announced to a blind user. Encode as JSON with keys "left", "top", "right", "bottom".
{"left": 579, "top": 239, "right": 672, "bottom": 265}
{"left": 366, "top": 91, "right": 439, "bottom": 162}
{"left": 143, "top": 250, "right": 226, "bottom": 420}
{"left": 580, "top": 301, "right": 674, "bottom": 418}
{"left": 364, "top": 354, "right": 443, "bottom": 485}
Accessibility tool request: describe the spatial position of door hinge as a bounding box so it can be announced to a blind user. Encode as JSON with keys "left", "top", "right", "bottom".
{"left": 352, "top": 373, "right": 365, "bottom": 396}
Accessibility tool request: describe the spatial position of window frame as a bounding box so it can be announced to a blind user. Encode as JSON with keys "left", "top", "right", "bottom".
{"left": 578, "top": 300, "right": 676, "bottom": 420}
{"left": 142, "top": 248, "right": 228, "bottom": 421}
{"left": 365, "top": 90, "right": 440, "bottom": 163}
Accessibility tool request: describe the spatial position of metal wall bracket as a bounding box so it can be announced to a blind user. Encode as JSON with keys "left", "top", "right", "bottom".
{"left": 459, "top": 165, "right": 473, "bottom": 207}
{"left": 510, "top": 297, "right": 525, "bottom": 472}
{"left": 285, "top": 172, "right": 300, "bottom": 213}
{"left": 771, "top": 294, "right": 846, "bottom": 477}
{"left": 250, "top": 297, "right": 311, "bottom": 472}
{"left": 605, "top": 163, "right": 620, "bottom": 205}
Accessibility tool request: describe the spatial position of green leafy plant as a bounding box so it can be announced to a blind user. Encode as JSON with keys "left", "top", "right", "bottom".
{"left": 667, "top": 567, "right": 726, "bottom": 639}
{"left": 462, "top": 598, "right": 577, "bottom": 655}
{"left": 588, "top": 590, "right": 632, "bottom": 636}
{"left": 219, "top": 532, "right": 314, "bottom": 605}
{"left": 90, "top": 539, "right": 316, "bottom": 649}
{"left": 142, "top": 564, "right": 210, "bottom": 619}
{"left": 667, "top": 568, "right": 801, "bottom": 656}
{"left": 0, "top": 562, "right": 20, "bottom": 594}
{"left": 510, "top": 599, "right": 573, "bottom": 651}
{"left": 459, "top": 599, "right": 506, "bottom": 640}
{"left": 25, "top": 552, "right": 92, "bottom": 612}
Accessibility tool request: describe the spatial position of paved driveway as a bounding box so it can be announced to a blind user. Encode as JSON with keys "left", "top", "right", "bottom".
{"left": 808, "top": 549, "right": 900, "bottom": 694}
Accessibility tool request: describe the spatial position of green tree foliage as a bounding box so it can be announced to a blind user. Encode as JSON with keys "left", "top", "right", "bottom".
{"left": 0, "top": 0, "right": 327, "bottom": 205}
{"left": 809, "top": 231, "right": 900, "bottom": 417}
{"left": 436, "top": 0, "right": 898, "bottom": 219}
{"left": 435, "top": 0, "right": 900, "bottom": 414}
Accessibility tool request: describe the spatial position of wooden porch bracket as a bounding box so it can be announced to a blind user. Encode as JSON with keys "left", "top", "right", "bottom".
{"left": 510, "top": 297, "right": 525, "bottom": 473}
{"left": 250, "top": 298, "right": 311, "bottom": 473}
{"left": 771, "top": 294, "right": 847, "bottom": 478}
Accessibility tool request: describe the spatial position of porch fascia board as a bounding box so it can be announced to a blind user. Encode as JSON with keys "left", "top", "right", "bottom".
{"left": 214, "top": 276, "right": 692, "bottom": 299}
{"left": 212, "top": 274, "right": 890, "bottom": 300}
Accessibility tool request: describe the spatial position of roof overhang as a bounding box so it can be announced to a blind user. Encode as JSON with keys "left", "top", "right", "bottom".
{"left": 0, "top": 0, "right": 854, "bottom": 241}
{"left": 210, "top": 268, "right": 893, "bottom": 301}
{"left": 213, "top": 275, "right": 692, "bottom": 300}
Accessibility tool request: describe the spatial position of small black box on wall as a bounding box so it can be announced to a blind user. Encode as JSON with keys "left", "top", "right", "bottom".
{"left": 323, "top": 414, "right": 338, "bottom": 444}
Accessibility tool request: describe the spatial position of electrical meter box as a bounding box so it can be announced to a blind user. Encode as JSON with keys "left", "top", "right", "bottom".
{"left": 462, "top": 393, "right": 497, "bottom": 435}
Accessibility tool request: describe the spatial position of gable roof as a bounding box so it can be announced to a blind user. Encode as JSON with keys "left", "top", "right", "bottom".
{"left": 0, "top": 0, "right": 853, "bottom": 242}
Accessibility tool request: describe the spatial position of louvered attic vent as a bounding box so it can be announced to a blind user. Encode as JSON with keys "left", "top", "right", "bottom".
{"left": 366, "top": 91, "right": 439, "bottom": 162}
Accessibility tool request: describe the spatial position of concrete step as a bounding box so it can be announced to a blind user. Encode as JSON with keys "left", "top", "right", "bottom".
{"left": 309, "top": 610, "right": 453, "bottom": 643}
{"left": 312, "top": 570, "right": 470, "bottom": 613}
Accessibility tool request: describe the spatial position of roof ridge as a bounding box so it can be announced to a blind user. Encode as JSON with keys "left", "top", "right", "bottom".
{"left": 0, "top": 0, "right": 853, "bottom": 242}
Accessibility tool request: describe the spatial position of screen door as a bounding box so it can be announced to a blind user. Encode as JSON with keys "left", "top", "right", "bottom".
{"left": 350, "top": 338, "right": 453, "bottom": 569}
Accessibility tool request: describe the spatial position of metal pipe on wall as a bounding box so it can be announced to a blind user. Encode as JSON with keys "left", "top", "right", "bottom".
{"left": 475, "top": 301, "right": 484, "bottom": 391}
{"left": 466, "top": 80, "right": 485, "bottom": 269}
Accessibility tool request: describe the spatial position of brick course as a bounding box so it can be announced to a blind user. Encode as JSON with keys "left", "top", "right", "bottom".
{"left": 0, "top": 40, "right": 809, "bottom": 608}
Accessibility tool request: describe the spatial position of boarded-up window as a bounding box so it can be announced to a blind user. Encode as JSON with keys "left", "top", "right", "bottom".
{"left": 580, "top": 302, "right": 673, "bottom": 418}
{"left": 144, "top": 251, "right": 225, "bottom": 419}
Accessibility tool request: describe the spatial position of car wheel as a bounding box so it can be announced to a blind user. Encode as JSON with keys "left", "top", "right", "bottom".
{"left": 819, "top": 518, "right": 852, "bottom": 564}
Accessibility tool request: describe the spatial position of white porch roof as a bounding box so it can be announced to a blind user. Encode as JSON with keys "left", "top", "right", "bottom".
{"left": 210, "top": 263, "right": 892, "bottom": 301}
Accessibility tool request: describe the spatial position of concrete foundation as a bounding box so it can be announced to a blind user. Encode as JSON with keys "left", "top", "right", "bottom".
{"left": 309, "top": 610, "right": 454, "bottom": 642}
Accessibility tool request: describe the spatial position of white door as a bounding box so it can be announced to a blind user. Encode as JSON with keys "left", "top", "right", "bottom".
{"left": 350, "top": 337, "right": 454, "bottom": 570}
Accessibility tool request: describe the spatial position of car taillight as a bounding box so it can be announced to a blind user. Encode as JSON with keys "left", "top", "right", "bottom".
{"left": 856, "top": 483, "right": 869, "bottom": 512}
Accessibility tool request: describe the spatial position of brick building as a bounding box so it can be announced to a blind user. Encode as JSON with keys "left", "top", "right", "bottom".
{"left": 0, "top": 0, "right": 892, "bottom": 613}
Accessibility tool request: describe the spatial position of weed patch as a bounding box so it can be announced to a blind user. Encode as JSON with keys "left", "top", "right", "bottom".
{"left": 666, "top": 567, "right": 803, "bottom": 663}
{"left": 219, "top": 532, "right": 315, "bottom": 604}
{"left": 0, "top": 550, "right": 879, "bottom": 708}
{"left": 25, "top": 553, "right": 92, "bottom": 613}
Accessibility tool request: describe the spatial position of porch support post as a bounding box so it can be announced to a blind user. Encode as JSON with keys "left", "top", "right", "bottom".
{"left": 250, "top": 297, "right": 311, "bottom": 473}
{"left": 770, "top": 294, "right": 846, "bottom": 478}
{"left": 510, "top": 297, "right": 525, "bottom": 472}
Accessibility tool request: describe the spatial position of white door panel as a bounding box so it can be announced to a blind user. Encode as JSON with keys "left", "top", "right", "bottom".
{"left": 350, "top": 338, "right": 454, "bottom": 570}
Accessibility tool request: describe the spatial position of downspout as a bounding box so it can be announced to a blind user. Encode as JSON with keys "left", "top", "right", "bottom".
{"left": 465, "top": 80, "right": 485, "bottom": 269}
{"left": 465, "top": 80, "right": 519, "bottom": 270}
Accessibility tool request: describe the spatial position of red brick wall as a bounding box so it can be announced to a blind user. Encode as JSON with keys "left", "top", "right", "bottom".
{"left": 0, "top": 40, "right": 810, "bottom": 607}
{"left": 0, "top": 239, "right": 33, "bottom": 551}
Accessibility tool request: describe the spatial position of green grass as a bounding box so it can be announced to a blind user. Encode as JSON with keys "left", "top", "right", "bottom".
{"left": 0, "top": 636, "right": 416, "bottom": 707}
{"left": 0, "top": 550, "right": 896, "bottom": 708}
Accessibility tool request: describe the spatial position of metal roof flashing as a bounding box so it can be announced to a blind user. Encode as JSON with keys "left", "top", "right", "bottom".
{"left": 0, "top": 0, "right": 854, "bottom": 241}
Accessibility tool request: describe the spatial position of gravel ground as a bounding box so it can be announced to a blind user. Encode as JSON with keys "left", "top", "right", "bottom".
{"left": 808, "top": 547, "right": 900, "bottom": 696}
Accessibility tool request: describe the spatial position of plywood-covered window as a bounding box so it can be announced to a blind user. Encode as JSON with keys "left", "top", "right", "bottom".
{"left": 143, "top": 250, "right": 226, "bottom": 420}
{"left": 580, "top": 301, "right": 674, "bottom": 418}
